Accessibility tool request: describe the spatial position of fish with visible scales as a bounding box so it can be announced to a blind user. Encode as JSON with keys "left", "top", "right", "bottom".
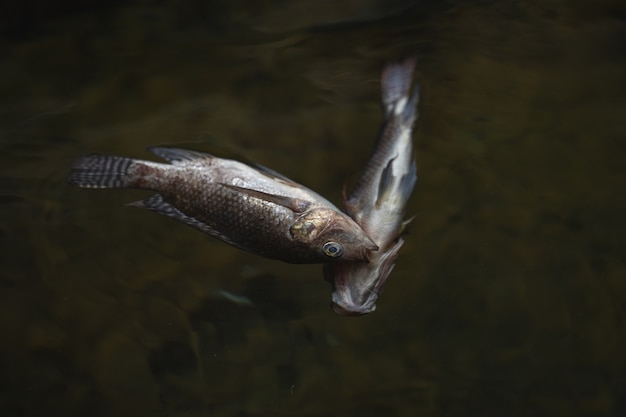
{"left": 324, "top": 57, "right": 420, "bottom": 315}
{"left": 68, "top": 147, "right": 378, "bottom": 264}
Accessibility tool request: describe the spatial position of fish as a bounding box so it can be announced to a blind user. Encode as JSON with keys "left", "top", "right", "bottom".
{"left": 68, "top": 147, "right": 379, "bottom": 264}
{"left": 324, "top": 57, "right": 420, "bottom": 315}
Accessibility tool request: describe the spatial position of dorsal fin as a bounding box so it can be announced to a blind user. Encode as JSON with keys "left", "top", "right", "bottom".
{"left": 148, "top": 147, "right": 214, "bottom": 164}
{"left": 253, "top": 163, "right": 293, "bottom": 182}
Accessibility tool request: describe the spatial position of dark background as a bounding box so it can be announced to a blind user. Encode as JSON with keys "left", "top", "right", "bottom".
{"left": 1, "top": 0, "right": 625, "bottom": 416}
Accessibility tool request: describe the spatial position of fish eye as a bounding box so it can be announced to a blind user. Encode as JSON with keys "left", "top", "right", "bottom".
{"left": 322, "top": 241, "right": 344, "bottom": 258}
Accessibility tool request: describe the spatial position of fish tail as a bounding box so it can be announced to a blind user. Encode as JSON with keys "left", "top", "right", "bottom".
{"left": 381, "top": 57, "right": 419, "bottom": 120}
{"left": 67, "top": 154, "right": 138, "bottom": 188}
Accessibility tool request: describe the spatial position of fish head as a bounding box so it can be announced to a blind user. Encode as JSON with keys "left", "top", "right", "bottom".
{"left": 323, "top": 238, "right": 404, "bottom": 316}
{"left": 290, "top": 208, "right": 378, "bottom": 263}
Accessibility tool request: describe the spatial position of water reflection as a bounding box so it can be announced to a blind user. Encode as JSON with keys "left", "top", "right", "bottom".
{"left": 1, "top": 0, "right": 625, "bottom": 416}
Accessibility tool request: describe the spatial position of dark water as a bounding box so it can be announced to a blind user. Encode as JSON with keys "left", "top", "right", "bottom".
{"left": 1, "top": 0, "right": 625, "bottom": 416}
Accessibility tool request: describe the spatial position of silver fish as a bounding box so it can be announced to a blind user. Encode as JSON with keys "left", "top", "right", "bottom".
{"left": 324, "top": 58, "right": 419, "bottom": 315}
{"left": 68, "top": 147, "right": 378, "bottom": 264}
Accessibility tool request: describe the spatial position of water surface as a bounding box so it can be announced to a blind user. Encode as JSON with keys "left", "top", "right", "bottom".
{"left": 1, "top": 1, "right": 625, "bottom": 416}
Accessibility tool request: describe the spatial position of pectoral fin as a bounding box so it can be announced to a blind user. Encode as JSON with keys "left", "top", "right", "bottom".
{"left": 375, "top": 157, "right": 417, "bottom": 209}
{"left": 219, "top": 184, "right": 311, "bottom": 213}
{"left": 376, "top": 156, "right": 396, "bottom": 207}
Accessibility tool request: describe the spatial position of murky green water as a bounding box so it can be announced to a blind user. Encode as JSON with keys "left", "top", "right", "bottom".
{"left": 1, "top": 1, "right": 625, "bottom": 416}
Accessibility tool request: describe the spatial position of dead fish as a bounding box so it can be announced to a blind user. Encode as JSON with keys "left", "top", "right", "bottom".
{"left": 324, "top": 57, "right": 419, "bottom": 315}
{"left": 68, "top": 147, "right": 378, "bottom": 264}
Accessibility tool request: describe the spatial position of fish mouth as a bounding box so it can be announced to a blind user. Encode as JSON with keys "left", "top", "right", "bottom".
{"left": 354, "top": 237, "right": 379, "bottom": 263}
{"left": 361, "top": 248, "right": 371, "bottom": 263}
{"left": 324, "top": 238, "right": 404, "bottom": 316}
{"left": 330, "top": 292, "right": 378, "bottom": 316}
{"left": 365, "top": 231, "right": 379, "bottom": 250}
{"left": 346, "top": 223, "right": 379, "bottom": 263}
{"left": 323, "top": 261, "right": 383, "bottom": 316}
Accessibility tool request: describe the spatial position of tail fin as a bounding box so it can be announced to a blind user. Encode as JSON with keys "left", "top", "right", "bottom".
{"left": 381, "top": 57, "right": 419, "bottom": 120}
{"left": 67, "top": 154, "right": 136, "bottom": 188}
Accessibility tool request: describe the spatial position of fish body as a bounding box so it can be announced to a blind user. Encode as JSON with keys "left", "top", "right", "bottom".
{"left": 68, "top": 147, "right": 378, "bottom": 264}
{"left": 325, "top": 57, "right": 419, "bottom": 315}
